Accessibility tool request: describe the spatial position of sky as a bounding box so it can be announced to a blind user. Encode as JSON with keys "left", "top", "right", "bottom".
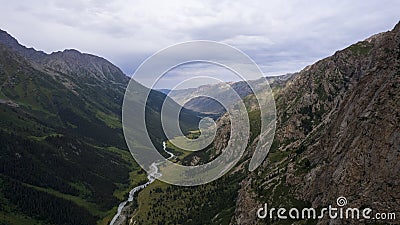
{"left": 0, "top": 0, "right": 399, "bottom": 88}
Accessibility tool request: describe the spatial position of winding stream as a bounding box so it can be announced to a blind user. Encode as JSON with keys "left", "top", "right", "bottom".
{"left": 109, "top": 142, "right": 174, "bottom": 225}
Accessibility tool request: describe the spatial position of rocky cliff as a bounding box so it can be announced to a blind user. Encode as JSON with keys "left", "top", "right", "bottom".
{"left": 233, "top": 22, "right": 400, "bottom": 224}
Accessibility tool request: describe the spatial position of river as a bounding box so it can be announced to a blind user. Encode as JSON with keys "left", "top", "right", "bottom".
{"left": 109, "top": 142, "right": 174, "bottom": 225}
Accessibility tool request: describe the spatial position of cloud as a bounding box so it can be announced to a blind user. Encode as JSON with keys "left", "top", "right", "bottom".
{"left": 0, "top": 0, "right": 399, "bottom": 87}
{"left": 152, "top": 62, "right": 236, "bottom": 89}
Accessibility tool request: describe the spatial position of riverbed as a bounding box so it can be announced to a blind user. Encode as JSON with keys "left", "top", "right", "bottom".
{"left": 109, "top": 142, "right": 174, "bottom": 225}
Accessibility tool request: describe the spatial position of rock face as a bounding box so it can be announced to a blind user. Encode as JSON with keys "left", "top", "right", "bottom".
{"left": 301, "top": 23, "right": 400, "bottom": 222}
{"left": 43, "top": 49, "right": 128, "bottom": 84}
{"left": 233, "top": 22, "right": 400, "bottom": 224}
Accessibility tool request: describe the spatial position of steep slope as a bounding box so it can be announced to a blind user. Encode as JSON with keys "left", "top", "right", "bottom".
{"left": 0, "top": 29, "right": 47, "bottom": 61}
{"left": 0, "top": 30, "right": 200, "bottom": 225}
{"left": 127, "top": 22, "right": 400, "bottom": 225}
{"left": 233, "top": 22, "right": 400, "bottom": 224}
{"left": 0, "top": 40, "right": 135, "bottom": 225}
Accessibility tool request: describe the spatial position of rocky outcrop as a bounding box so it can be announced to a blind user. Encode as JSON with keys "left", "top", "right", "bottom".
{"left": 233, "top": 22, "right": 400, "bottom": 224}
{"left": 301, "top": 22, "right": 400, "bottom": 224}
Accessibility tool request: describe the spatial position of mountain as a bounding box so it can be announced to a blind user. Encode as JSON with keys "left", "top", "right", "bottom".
{"left": 0, "top": 29, "right": 126, "bottom": 84}
{"left": 234, "top": 22, "right": 400, "bottom": 224}
{"left": 0, "top": 29, "right": 200, "bottom": 225}
{"left": 2, "top": 20, "right": 400, "bottom": 225}
{"left": 0, "top": 30, "right": 47, "bottom": 61}
{"left": 125, "top": 22, "right": 400, "bottom": 225}
{"left": 164, "top": 73, "right": 293, "bottom": 115}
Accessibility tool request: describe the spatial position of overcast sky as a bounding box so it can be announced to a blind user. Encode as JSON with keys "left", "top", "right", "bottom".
{"left": 0, "top": 0, "right": 399, "bottom": 88}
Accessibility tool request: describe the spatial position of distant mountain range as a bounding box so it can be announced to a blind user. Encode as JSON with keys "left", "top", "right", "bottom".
{"left": 160, "top": 73, "right": 293, "bottom": 115}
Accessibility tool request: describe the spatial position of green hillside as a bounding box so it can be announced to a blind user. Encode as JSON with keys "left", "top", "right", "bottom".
{"left": 0, "top": 30, "right": 200, "bottom": 225}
